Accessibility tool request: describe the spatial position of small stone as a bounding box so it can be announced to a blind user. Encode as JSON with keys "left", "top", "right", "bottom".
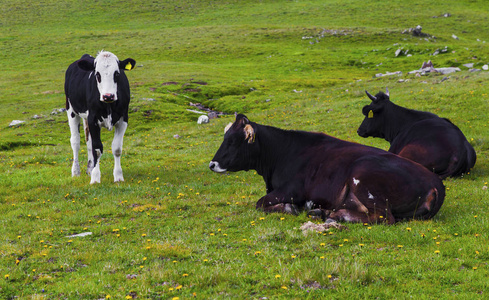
{"left": 66, "top": 232, "right": 92, "bottom": 238}
{"left": 197, "top": 115, "right": 209, "bottom": 124}
{"left": 9, "top": 120, "right": 25, "bottom": 127}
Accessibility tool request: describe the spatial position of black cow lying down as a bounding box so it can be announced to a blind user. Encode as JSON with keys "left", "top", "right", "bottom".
{"left": 209, "top": 114, "right": 445, "bottom": 224}
{"left": 358, "top": 89, "right": 476, "bottom": 179}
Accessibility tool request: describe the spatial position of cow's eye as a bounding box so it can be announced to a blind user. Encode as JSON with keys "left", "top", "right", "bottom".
{"left": 95, "top": 72, "right": 101, "bottom": 83}
{"left": 114, "top": 71, "right": 120, "bottom": 83}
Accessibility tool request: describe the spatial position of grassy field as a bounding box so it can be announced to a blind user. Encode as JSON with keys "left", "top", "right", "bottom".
{"left": 1, "top": 0, "right": 489, "bottom": 298}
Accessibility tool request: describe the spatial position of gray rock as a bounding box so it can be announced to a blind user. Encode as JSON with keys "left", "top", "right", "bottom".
{"left": 51, "top": 108, "right": 66, "bottom": 115}
{"left": 197, "top": 115, "right": 209, "bottom": 124}
{"left": 375, "top": 71, "right": 402, "bottom": 78}
{"left": 66, "top": 232, "right": 92, "bottom": 238}
{"left": 436, "top": 67, "right": 461, "bottom": 75}
{"left": 208, "top": 112, "right": 218, "bottom": 119}
{"left": 9, "top": 120, "right": 25, "bottom": 127}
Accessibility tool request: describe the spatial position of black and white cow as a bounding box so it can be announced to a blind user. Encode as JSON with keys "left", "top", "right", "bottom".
{"left": 64, "top": 51, "right": 136, "bottom": 184}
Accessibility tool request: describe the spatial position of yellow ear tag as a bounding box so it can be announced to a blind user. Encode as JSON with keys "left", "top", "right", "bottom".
{"left": 125, "top": 62, "right": 132, "bottom": 70}
{"left": 368, "top": 110, "right": 374, "bottom": 118}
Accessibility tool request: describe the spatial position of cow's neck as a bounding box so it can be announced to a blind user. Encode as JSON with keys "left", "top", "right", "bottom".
{"left": 253, "top": 124, "right": 318, "bottom": 192}
{"left": 384, "top": 103, "right": 435, "bottom": 142}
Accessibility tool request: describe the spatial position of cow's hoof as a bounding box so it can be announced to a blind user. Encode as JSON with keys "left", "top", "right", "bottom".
{"left": 72, "top": 163, "right": 80, "bottom": 177}
{"left": 90, "top": 167, "right": 101, "bottom": 184}
{"left": 113, "top": 170, "right": 124, "bottom": 182}
{"left": 72, "top": 169, "right": 80, "bottom": 177}
{"left": 284, "top": 203, "right": 299, "bottom": 215}
{"left": 307, "top": 208, "right": 326, "bottom": 220}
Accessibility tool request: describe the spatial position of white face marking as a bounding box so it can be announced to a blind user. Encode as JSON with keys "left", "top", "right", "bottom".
{"left": 224, "top": 122, "right": 233, "bottom": 133}
{"left": 353, "top": 178, "right": 360, "bottom": 186}
{"left": 94, "top": 51, "right": 120, "bottom": 102}
{"left": 209, "top": 161, "right": 227, "bottom": 173}
{"left": 368, "top": 192, "right": 375, "bottom": 199}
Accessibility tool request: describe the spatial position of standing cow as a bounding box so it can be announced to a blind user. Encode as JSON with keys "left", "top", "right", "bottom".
{"left": 65, "top": 51, "right": 136, "bottom": 184}
{"left": 209, "top": 114, "right": 445, "bottom": 224}
{"left": 357, "top": 89, "right": 476, "bottom": 179}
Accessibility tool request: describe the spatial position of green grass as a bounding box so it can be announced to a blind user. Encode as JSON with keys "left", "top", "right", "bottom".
{"left": 1, "top": 0, "right": 489, "bottom": 298}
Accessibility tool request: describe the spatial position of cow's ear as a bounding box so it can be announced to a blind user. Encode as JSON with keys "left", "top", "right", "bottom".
{"left": 78, "top": 59, "right": 95, "bottom": 71}
{"left": 244, "top": 124, "right": 255, "bottom": 144}
{"left": 119, "top": 58, "right": 136, "bottom": 71}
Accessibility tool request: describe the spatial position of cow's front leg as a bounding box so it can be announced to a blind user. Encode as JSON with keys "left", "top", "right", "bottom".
{"left": 255, "top": 186, "right": 304, "bottom": 215}
{"left": 112, "top": 119, "right": 127, "bottom": 182}
{"left": 67, "top": 109, "right": 81, "bottom": 177}
{"left": 89, "top": 123, "right": 103, "bottom": 184}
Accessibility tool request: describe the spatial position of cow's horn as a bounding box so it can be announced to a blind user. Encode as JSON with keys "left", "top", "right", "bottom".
{"left": 385, "top": 87, "right": 390, "bottom": 97}
{"left": 365, "top": 90, "right": 377, "bottom": 101}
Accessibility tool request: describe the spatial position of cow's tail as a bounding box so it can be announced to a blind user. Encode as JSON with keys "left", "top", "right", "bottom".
{"left": 415, "top": 182, "right": 445, "bottom": 220}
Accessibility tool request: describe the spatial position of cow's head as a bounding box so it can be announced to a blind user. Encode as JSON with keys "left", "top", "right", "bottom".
{"left": 78, "top": 51, "right": 136, "bottom": 103}
{"left": 209, "top": 114, "right": 257, "bottom": 173}
{"left": 357, "top": 89, "right": 390, "bottom": 138}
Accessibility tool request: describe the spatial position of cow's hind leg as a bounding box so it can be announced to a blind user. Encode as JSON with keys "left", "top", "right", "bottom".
{"left": 83, "top": 119, "right": 94, "bottom": 175}
{"left": 332, "top": 182, "right": 395, "bottom": 224}
{"left": 67, "top": 109, "right": 81, "bottom": 177}
{"left": 112, "top": 119, "right": 127, "bottom": 182}
{"left": 328, "top": 209, "right": 395, "bottom": 225}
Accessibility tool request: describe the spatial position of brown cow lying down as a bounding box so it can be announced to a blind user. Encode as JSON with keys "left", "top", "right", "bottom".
{"left": 358, "top": 89, "right": 476, "bottom": 179}
{"left": 210, "top": 114, "right": 445, "bottom": 224}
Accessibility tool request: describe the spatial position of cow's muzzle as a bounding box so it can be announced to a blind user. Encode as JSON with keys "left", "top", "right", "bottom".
{"left": 102, "top": 94, "right": 115, "bottom": 103}
{"left": 209, "top": 161, "right": 227, "bottom": 173}
{"left": 357, "top": 128, "right": 367, "bottom": 137}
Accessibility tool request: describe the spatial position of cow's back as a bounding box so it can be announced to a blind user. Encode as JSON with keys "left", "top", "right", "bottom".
{"left": 299, "top": 140, "right": 444, "bottom": 221}
{"left": 64, "top": 54, "right": 94, "bottom": 113}
{"left": 389, "top": 118, "right": 475, "bottom": 178}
